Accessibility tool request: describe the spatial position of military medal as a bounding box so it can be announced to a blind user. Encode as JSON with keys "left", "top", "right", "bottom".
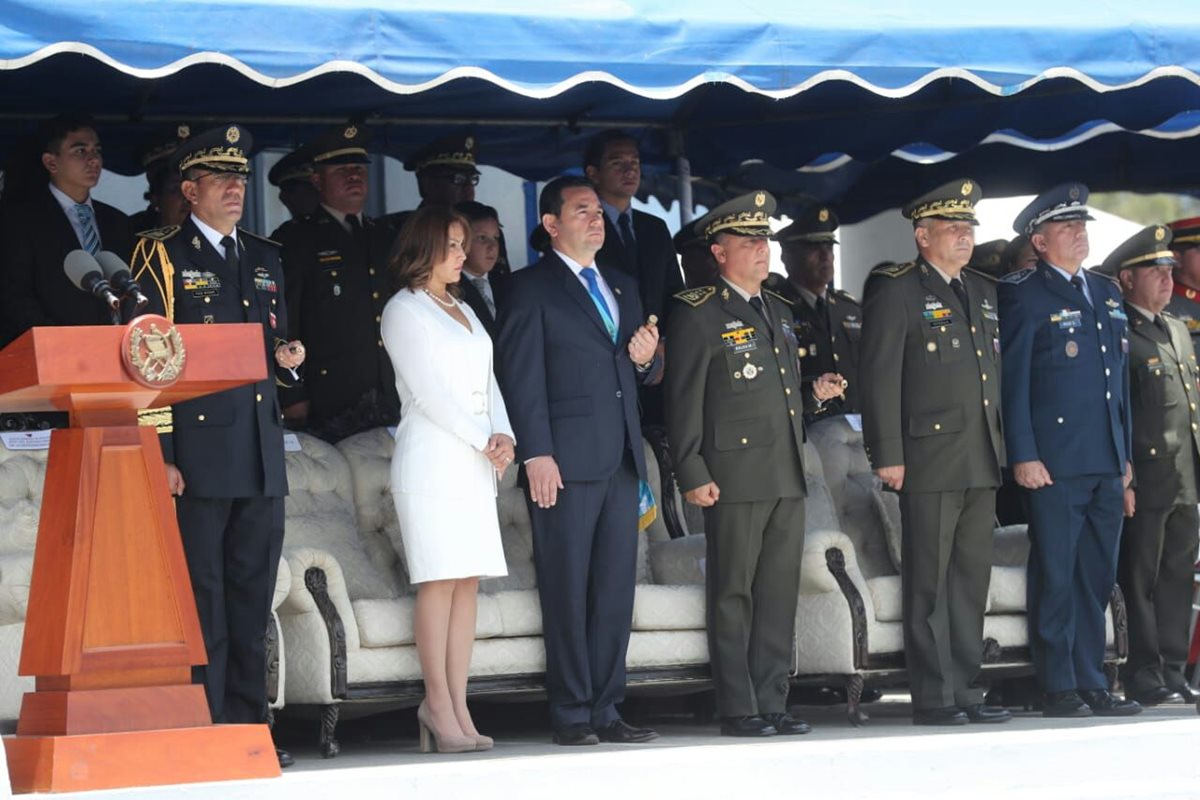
{"left": 742, "top": 363, "right": 759, "bottom": 380}
{"left": 333, "top": 284, "right": 342, "bottom": 296}
{"left": 1065, "top": 340, "right": 1079, "bottom": 358}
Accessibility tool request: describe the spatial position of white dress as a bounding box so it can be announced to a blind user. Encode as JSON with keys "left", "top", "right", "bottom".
{"left": 380, "top": 288, "right": 512, "bottom": 583}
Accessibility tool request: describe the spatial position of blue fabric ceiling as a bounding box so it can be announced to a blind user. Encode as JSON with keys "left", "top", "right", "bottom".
{"left": 3, "top": 1, "right": 1200, "bottom": 218}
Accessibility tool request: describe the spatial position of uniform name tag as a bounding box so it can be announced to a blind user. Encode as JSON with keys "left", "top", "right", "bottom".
{"left": 721, "top": 327, "right": 758, "bottom": 353}
{"left": 923, "top": 307, "right": 953, "bottom": 328}
{"left": 317, "top": 250, "right": 342, "bottom": 266}
{"left": 181, "top": 269, "right": 221, "bottom": 295}
{"left": 1051, "top": 309, "right": 1082, "bottom": 329}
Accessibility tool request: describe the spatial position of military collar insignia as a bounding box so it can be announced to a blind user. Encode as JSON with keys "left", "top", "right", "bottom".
{"left": 721, "top": 287, "right": 730, "bottom": 301}
{"left": 192, "top": 235, "right": 202, "bottom": 250}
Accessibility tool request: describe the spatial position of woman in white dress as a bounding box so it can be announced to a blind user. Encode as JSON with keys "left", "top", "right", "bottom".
{"left": 381, "top": 206, "right": 515, "bottom": 753}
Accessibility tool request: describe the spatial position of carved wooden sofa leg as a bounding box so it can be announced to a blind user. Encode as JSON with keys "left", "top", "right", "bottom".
{"left": 846, "top": 674, "right": 869, "bottom": 726}
{"left": 319, "top": 704, "right": 341, "bottom": 758}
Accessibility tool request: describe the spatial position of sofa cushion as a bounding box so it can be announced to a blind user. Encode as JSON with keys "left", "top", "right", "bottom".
{"left": 993, "top": 524, "right": 1030, "bottom": 567}
{"left": 649, "top": 534, "right": 706, "bottom": 586}
{"left": 353, "top": 593, "right": 507, "bottom": 648}
{"left": 285, "top": 433, "right": 405, "bottom": 601}
{"left": 490, "top": 589, "right": 543, "bottom": 637}
{"left": 987, "top": 565, "right": 1026, "bottom": 613}
{"left": 335, "top": 428, "right": 411, "bottom": 596}
{"left": 0, "top": 554, "right": 32, "bottom": 625}
{"left": 866, "top": 575, "right": 903, "bottom": 623}
{"left": 0, "top": 444, "right": 46, "bottom": 557}
{"left": 632, "top": 584, "right": 706, "bottom": 631}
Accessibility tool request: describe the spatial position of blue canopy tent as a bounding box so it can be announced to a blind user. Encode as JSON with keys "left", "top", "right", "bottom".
{"left": 2, "top": 0, "right": 1200, "bottom": 219}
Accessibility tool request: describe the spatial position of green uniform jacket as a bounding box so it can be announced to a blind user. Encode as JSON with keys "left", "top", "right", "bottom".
{"left": 664, "top": 281, "right": 808, "bottom": 502}
{"left": 860, "top": 259, "right": 1004, "bottom": 493}
{"left": 1126, "top": 306, "right": 1200, "bottom": 508}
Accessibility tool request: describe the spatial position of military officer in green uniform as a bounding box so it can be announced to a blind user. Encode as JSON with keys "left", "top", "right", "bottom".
{"left": 1165, "top": 217, "right": 1200, "bottom": 349}
{"left": 664, "top": 191, "right": 845, "bottom": 738}
{"left": 1095, "top": 225, "right": 1200, "bottom": 706}
{"left": 859, "top": 179, "right": 1010, "bottom": 726}
{"left": 768, "top": 204, "right": 862, "bottom": 422}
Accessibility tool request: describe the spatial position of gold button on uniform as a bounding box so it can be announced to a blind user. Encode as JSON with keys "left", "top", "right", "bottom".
{"left": 1105, "top": 391, "right": 1111, "bottom": 399}
{"left": 369, "top": 268, "right": 376, "bottom": 276}
{"left": 780, "top": 368, "right": 785, "bottom": 374}
{"left": 774, "top": 347, "right": 780, "bottom": 354}
{"left": 203, "top": 297, "right": 211, "bottom": 304}
{"left": 331, "top": 270, "right": 339, "bottom": 278}
{"left": 320, "top": 369, "right": 328, "bottom": 376}
{"left": 789, "top": 409, "right": 795, "bottom": 416}
{"left": 741, "top": 437, "right": 748, "bottom": 445}
{"left": 981, "top": 373, "right": 988, "bottom": 382}
{"left": 1105, "top": 368, "right": 1110, "bottom": 376}
{"left": 256, "top": 393, "right": 262, "bottom": 402}
{"left": 1101, "top": 345, "right": 1107, "bottom": 353}
{"left": 376, "top": 315, "right": 382, "bottom": 323}
{"left": 1150, "top": 448, "right": 1157, "bottom": 455}
{"left": 198, "top": 414, "right": 206, "bottom": 421}
{"left": 983, "top": 398, "right": 989, "bottom": 407}
{"left": 970, "top": 326, "right": 977, "bottom": 334}
{"left": 933, "top": 423, "right": 941, "bottom": 431}
{"left": 243, "top": 299, "right": 250, "bottom": 307}
{"left": 1057, "top": 417, "right": 1064, "bottom": 424}
{"left": 378, "top": 339, "right": 384, "bottom": 348}
{"left": 833, "top": 353, "right": 840, "bottom": 361}
{"left": 785, "top": 388, "right": 791, "bottom": 395}
{"left": 977, "top": 349, "right": 983, "bottom": 357}
{"left": 372, "top": 291, "right": 380, "bottom": 299}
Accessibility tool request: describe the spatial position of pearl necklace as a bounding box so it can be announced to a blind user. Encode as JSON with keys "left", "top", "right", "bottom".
{"left": 423, "top": 287, "right": 457, "bottom": 308}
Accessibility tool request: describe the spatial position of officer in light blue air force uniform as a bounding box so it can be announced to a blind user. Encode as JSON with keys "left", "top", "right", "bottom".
{"left": 997, "top": 183, "right": 1141, "bottom": 718}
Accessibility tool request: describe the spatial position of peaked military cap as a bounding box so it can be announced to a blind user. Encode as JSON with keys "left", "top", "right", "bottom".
{"left": 775, "top": 204, "right": 839, "bottom": 244}
{"left": 1014, "top": 182, "right": 1095, "bottom": 235}
{"left": 309, "top": 124, "right": 370, "bottom": 167}
{"left": 695, "top": 191, "right": 776, "bottom": 240}
{"left": 1167, "top": 216, "right": 1200, "bottom": 249}
{"left": 902, "top": 178, "right": 981, "bottom": 224}
{"left": 174, "top": 124, "right": 253, "bottom": 175}
{"left": 140, "top": 123, "right": 192, "bottom": 170}
{"left": 1095, "top": 224, "right": 1176, "bottom": 276}
{"left": 405, "top": 133, "right": 480, "bottom": 174}
{"left": 967, "top": 238, "right": 1008, "bottom": 279}
{"left": 268, "top": 146, "right": 315, "bottom": 186}
{"left": 672, "top": 219, "right": 705, "bottom": 254}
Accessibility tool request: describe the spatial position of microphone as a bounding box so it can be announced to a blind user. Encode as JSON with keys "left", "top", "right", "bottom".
{"left": 96, "top": 250, "right": 149, "bottom": 312}
{"left": 63, "top": 250, "right": 120, "bottom": 313}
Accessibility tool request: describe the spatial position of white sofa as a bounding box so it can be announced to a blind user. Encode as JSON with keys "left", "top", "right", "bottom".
{"left": 0, "top": 437, "right": 291, "bottom": 726}
{"left": 276, "top": 429, "right": 710, "bottom": 757}
{"left": 792, "top": 417, "right": 1128, "bottom": 724}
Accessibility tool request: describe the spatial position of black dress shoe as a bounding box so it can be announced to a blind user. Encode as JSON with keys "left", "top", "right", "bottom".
{"left": 1127, "top": 685, "right": 1182, "bottom": 707}
{"left": 912, "top": 706, "right": 968, "bottom": 726}
{"left": 761, "top": 712, "right": 812, "bottom": 735}
{"left": 276, "top": 748, "right": 294, "bottom": 768}
{"left": 553, "top": 724, "right": 600, "bottom": 746}
{"left": 1167, "top": 684, "right": 1196, "bottom": 703}
{"left": 1079, "top": 689, "right": 1143, "bottom": 716}
{"left": 1042, "top": 690, "right": 1093, "bottom": 718}
{"left": 963, "top": 704, "right": 1012, "bottom": 723}
{"left": 720, "top": 715, "right": 777, "bottom": 737}
{"left": 595, "top": 719, "right": 659, "bottom": 743}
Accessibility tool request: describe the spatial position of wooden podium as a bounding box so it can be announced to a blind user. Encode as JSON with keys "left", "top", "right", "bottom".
{"left": 0, "top": 321, "right": 281, "bottom": 793}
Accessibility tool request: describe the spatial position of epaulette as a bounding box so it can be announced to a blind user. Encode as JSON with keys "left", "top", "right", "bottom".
{"left": 137, "top": 225, "right": 180, "bottom": 241}
{"left": 674, "top": 286, "right": 716, "bottom": 307}
{"left": 832, "top": 287, "right": 859, "bottom": 303}
{"left": 999, "top": 267, "right": 1035, "bottom": 284}
{"left": 239, "top": 229, "right": 282, "bottom": 247}
{"left": 1086, "top": 266, "right": 1120, "bottom": 287}
{"left": 963, "top": 266, "right": 998, "bottom": 283}
{"left": 870, "top": 260, "right": 915, "bottom": 279}
{"left": 763, "top": 288, "right": 793, "bottom": 306}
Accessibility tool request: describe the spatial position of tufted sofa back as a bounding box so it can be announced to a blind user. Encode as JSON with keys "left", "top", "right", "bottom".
{"left": 283, "top": 432, "right": 406, "bottom": 601}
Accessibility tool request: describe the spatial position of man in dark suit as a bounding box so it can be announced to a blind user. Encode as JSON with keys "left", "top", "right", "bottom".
{"left": 132, "top": 126, "right": 304, "bottom": 767}
{"left": 1164, "top": 217, "right": 1200, "bottom": 348}
{"left": 497, "top": 176, "right": 660, "bottom": 746}
{"left": 665, "top": 192, "right": 836, "bottom": 738}
{"left": 0, "top": 113, "right": 134, "bottom": 339}
{"left": 586, "top": 130, "right": 683, "bottom": 425}
{"left": 861, "top": 179, "right": 1010, "bottom": 726}
{"left": 999, "top": 183, "right": 1141, "bottom": 718}
{"left": 279, "top": 125, "right": 399, "bottom": 440}
{"left": 1096, "top": 226, "right": 1200, "bottom": 706}
{"left": 770, "top": 204, "right": 863, "bottom": 423}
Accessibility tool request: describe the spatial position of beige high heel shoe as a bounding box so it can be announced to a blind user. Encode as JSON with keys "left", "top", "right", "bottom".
{"left": 417, "top": 702, "right": 475, "bottom": 754}
{"left": 471, "top": 733, "right": 494, "bottom": 751}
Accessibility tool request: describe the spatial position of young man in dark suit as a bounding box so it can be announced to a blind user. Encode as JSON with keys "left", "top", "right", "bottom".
{"left": 0, "top": 114, "right": 133, "bottom": 339}
{"left": 497, "top": 176, "right": 660, "bottom": 746}
{"left": 586, "top": 129, "right": 683, "bottom": 425}
{"left": 132, "top": 125, "right": 305, "bottom": 767}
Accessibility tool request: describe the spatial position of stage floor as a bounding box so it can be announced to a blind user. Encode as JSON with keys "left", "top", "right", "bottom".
{"left": 30, "top": 695, "right": 1200, "bottom": 799}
